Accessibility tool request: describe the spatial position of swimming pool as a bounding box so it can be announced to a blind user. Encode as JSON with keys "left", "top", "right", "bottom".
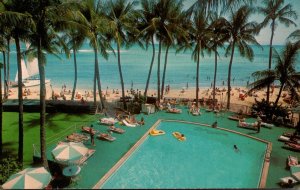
{"left": 98, "top": 120, "right": 270, "bottom": 189}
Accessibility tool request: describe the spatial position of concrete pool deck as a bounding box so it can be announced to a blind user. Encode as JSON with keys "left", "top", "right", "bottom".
{"left": 45, "top": 106, "right": 300, "bottom": 188}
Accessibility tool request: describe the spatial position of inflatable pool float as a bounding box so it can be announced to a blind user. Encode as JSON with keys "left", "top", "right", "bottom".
{"left": 149, "top": 129, "right": 165, "bottom": 136}
{"left": 173, "top": 132, "right": 186, "bottom": 141}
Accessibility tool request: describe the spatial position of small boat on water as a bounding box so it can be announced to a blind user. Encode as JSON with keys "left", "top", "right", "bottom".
{"left": 149, "top": 129, "right": 165, "bottom": 136}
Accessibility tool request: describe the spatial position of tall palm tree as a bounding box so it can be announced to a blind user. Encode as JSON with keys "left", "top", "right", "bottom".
{"left": 220, "top": 6, "right": 260, "bottom": 109}
{"left": 160, "top": 2, "right": 188, "bottom": 100}
{"left": 257, "top": 0, "right": 297, "bottom": 103}
{"left": 188, "top": 9, "right": 211, "bottom": 107}
{"left": 102, "top": 0, "right": 138, "bottom": 109}
{"left": 25, "top": 0, "right": 71, "bottom": 169}
{"left": 75, "top": 0, "right": 111, "bottom": 109}
{"left": 138, "top": 0, "right": 158, "bottom": 98}
{"left": 62, "top": 30, "right": 86, "bottom": 101}
{"left": 248, "top": 42, "right": 300, "bottom": 106}
{"left": 154, "top": 0, "right": 185, "bottom": 101}
{"left": 1, "top": 0, "right": 34, "bottom": 165}
{"left": 288, "top": 29, "right": 300, "bottom": 44}
{"left": 207, "top": 13, "right": 227, "bottom": 110}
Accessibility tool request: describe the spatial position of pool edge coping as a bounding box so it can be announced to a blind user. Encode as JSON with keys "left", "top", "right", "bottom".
{"left": 92, "top": 119, "right": 272, "bottom": 189}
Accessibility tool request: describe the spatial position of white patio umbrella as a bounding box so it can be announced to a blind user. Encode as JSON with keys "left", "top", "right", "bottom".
{"left": 2, "top": 167, "right": 52, "bottom": 189}
{"left": 51, "top": 142, "right": 88, "bottom": 164}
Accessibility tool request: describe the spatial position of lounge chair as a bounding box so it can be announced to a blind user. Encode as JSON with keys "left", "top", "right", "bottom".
{"left": 81, "top": 126, "right": 98, "bottom": 134}
{"left": 76, "top": 149, "right": 96, "bottom": 165}
{"left": 108, "top": 126, "right": 125, "bottom": 134}
{"left": 261, "top": 122, "right": 274, "bottom": 129}
{"left": 100, "top": 117, "right": 118, "bottom": 125}
{"left": 149, "top": 129, "right": 165, "bottom": 136}
{"left": 283, "top": 142, "right": 300, "bottom": 152}
{"left": 122, "top": 119, "right": 137, "bottom": 127}
{"left": 287, "top": 155, "right": 298, "bottom": 169}
{"left": 237, "top": 121, "right": 257, "bottom": 130}
{"left": 72, "top": 133, "right": 90, "bottom": 141}
{"left": 278, "top": 135, "right": 291, "bottom": 142}
{"left": 279, "top": 176, "right": 298, "bottom": 188}
{"left": 228, "top": 115, "right": 245, "bottom": 121}
{"left": 166, "top": 108, "right": 182, "bottom": 114}
{"left": 97, "top": 132, "right": 116, "bottom": 142}
{"left": 66, "top": 134, "right": 82, "bottom": 143}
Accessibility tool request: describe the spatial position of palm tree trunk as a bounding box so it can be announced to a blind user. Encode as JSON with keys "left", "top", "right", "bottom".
{"left": 212, "top": 48, "right": 218, "bottom": 109}
{"left": 0, "top": 61, "right": 3, "bottom": 154}
{"left": 227, "top": 41, "right": 235, "bottom": 110}
{"left": 93, "top": 55, "right": 96, "bottom": 105}
{"left": 15, "top": 37, "right": 23, "bottom": 165}
{"left": 94, "top": 46, "right": 104, "bottom": 110}
{"left": 37, "top": 38, "right": 48, "bottom": 169}
{"left": 274, "top": 83, "right": 284, "bottom": 106}
{"left": 267, "top": 20, "right": 275, "bottom": 103}
{"left": 6, "top": 38, "right": 10, "bottom": 99}
{"left": 157, "top": 39, "right": 162, "bottom": 101}
{"left": 2, "top": 52, "right": 6, "bottom": 100}
{"left": 117, "top": 42, "right": 126, "bottom": 109}
{"left": 161, "top": 45, "right": 170, "bottom": 100}
{"left": 196, "top": 44, "right": 201, "bottom": 107}
{"left": 3, "top": 50, "right": 6, "bottom": 100}
{"left": 71, "top": 48, "right": 77, "bottom": 101}
{"left": 144, "top": 36, "right": 155, "bottom": 98}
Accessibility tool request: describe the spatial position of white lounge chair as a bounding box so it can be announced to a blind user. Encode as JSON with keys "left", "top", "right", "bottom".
{"left": 279, "top": 176, "right": 298, "bottom": 187}
{"left": 122, "top": 119, "right": 137, "bottom": 127}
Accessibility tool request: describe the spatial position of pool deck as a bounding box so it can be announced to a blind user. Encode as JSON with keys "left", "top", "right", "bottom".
{"left": 45, "top": 106, "right": 300, "bottom": 189}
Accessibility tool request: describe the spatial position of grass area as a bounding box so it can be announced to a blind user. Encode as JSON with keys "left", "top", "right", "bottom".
{"left": 2, "top": 112, "right": 96, "bottom": 167}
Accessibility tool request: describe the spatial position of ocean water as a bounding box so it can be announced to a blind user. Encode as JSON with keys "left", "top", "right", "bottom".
{"left": 2, "top": 43, "right": 299, "bottom": 91}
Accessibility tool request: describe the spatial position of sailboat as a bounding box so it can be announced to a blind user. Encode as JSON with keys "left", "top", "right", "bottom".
{"left": 14, "top": 58, "right": 51, "bottom": 87}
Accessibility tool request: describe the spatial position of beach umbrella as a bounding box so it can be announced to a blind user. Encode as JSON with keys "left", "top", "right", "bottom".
{"left": 2, "top": 167, "right": 52, "bottom": 189}
{"left": 51, "top": 142, "right": 88, "bottom": 164}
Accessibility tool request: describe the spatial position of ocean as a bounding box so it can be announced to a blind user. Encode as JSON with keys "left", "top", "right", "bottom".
{"left": 2, "top": 42, "right": 298, "bottom": 91}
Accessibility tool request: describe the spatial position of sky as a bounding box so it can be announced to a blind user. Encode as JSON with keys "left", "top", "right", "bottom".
{"left": 184, "top": 0, "right": 300, "bottom": 45}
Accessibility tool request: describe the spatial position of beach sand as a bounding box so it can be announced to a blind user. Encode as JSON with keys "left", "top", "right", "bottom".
{"left": 7, "top": 83, "right": 290, "bottom": 108}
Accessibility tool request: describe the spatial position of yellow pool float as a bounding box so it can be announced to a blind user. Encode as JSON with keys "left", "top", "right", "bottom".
{"left": 149, "top": 129, "right": 165, "bottom": 136}
{"left": 173, "top": 132, "right": 186, "bottom": 141}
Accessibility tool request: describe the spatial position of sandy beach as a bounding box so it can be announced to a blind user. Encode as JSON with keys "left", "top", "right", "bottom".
{"left": 7, "top": 83, "right": 291, "bottom": 108}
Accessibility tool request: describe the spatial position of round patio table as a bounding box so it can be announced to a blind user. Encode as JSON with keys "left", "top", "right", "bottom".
{"left": 63, "top": 165, "right": 81, "bottom": 177}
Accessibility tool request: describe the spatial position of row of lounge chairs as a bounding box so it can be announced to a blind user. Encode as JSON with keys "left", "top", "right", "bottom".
{"left": 81, "top": 125, "right": 125, "bottom": 142}
{"left": 280, "top": 155, "right": 300, "bottom": 187}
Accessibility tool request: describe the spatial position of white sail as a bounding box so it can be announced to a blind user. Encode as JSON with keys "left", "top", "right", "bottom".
{"left": 27, "top": 58, "right": 39, "bottom": 76}
{"left": 14, "top": 59, "right": 30, "bottom": 82}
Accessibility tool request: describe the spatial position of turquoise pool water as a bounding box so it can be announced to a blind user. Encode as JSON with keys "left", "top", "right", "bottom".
{"left": 101, "top": 121, "right": 267, "bottom": 189}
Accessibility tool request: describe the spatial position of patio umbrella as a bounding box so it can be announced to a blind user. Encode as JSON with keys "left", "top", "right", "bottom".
{"left": 51, "top": 142, "right": 88, "bottom": 164}
{"left": 2, "top": 167, "right": 52, "bottom": 189}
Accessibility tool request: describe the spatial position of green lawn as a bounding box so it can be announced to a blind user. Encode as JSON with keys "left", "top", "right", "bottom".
{"left": 2, "top": 112, "right": 96, "bottom": 167}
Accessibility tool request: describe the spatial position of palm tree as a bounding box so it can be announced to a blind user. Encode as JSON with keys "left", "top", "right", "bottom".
{"left": 248, "top": 42, "right": 300, "bottom": 106}
{"left": 207, "top": 13, "right": 227, "bottom": 110}
{"left": 257, "top": 0, "right": 297, "bottom": 103}
{"left": 138, "top": 0, "right": 158, "bottom": 98}
{"left": 154, "top": 0, "right": 186, "bottom": 101}
{"left": 102, "top": 0, "right": 138, "bottom": 109}
{"left": 220, "top": 6, "right": 260, "bottom": 109}
{"left": 62, "top": 30, "right": 86, "bottom": 101}
{"left": 188, "top": 9, "right": 211, "bottom": 107}
{"left": 160, "top": 3, "right": 188, "bottom": 100}
{"left": 75, "top": 0, "right": 111, "bottom": 109}
{"left": 288, "top": 29, "right": 300, "bottom": 44}
{"left": 25, "top": 0, "right": 71, "bottom": 169}
{"left": 1, "top": 0, "right": 34, "bottom": 165}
